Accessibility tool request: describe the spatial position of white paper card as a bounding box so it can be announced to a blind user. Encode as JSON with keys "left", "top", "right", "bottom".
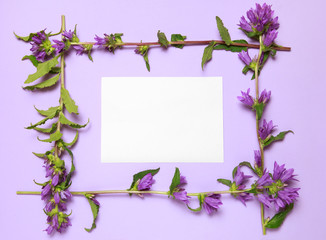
{"left": 101, "top": 77, "right": 224, "bottom": 163}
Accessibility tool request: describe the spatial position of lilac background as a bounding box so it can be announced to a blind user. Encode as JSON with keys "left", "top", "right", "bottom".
{"left": 0, "top": 0, "right": 325, "bottom": 239}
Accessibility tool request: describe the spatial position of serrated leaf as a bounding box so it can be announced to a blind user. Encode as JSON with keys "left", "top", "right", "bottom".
{"left": 157, "top": 31, "right": 169, "bottom": 48}
{"left": 59, "top": 112, "right": 88, "bottom": 129}
{"left": 62, "top": 131, "right": 79, "bottom": 147}
{"left": 216, "top": 16, "right": 232, "bottom": 45}
{"left": 24, "top": 56, "right": 59, "bottom": 84}
{"left": 169, "top": 168, "right": 181, "bottom": 195}
{"left": 171, "top": 34, "right": 187, "bottom": 49}
{"left": 263, "top": 130, "right": 294, "bottom": 148}
{"left": 265, "top": 203, "right": 294, "bottom": 229}
{"left": 253, "top": 102, "right": 265, "bottom": 120}
{"left": 33, "top": 123, "right": 57, "bottom": 133}
{"left": 128, "top": 168, "right": 160, "bottom": 191}
{"left": 22, "top": 55, "right": 39, "bottom": 67}
{"left": 84, "top": 195, "right": 100, "bottom": 232}
{"left": 242, "top": 65, "right": 250, "bottom": 74}
{"left": 61, "top": 87, "right": 78, "bottom": 114}
{"left": 24, "top": 73, "right": 60, "bottom": 90}
{"left": 213, "top": 39, "right": 248, "bottom": 52}
{"left": 14, "top": 32, "right": 38, "bottom": 42}
{"left": 26, "top": 109, "right": 59, "bottom": 129}
{"left": 49, "top": 67, "right": 61, "bottom": 74}
{"left": 143, "top": 52, "right": 150, "bottom": 72}
{"left": 201, "top": 41, "right": 216, "bottom": 70}
{"left": 217, "top": 178, "right": 232, "bottom": 187}
{"left": 37, "top": 130, "right": 62, "bottom": 143}
{"left": 34, "top": 106, "right": 60, "bottom": 117}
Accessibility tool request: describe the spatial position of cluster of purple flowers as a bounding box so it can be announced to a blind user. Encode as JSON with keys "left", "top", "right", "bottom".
{"left": 41, "top": 154, "right": 72, "bottom": 234}
{"left": 30, "top": 30, "right": 54, "bottom": 61}
{"left": 255, "top": 162, "right": 299, "bottom": 212}
{"left": 237, "top": 88, "right": 271, "bottom": 108}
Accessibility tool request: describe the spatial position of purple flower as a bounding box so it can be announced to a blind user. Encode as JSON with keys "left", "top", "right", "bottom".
{"left": 54, "top": 192, "right": 60, "bottom": 204}
{"left": 275, "top": 187, "right": 300, "bottom": 211}
{"left": 91, "top": 198, "right": 100, "bottom": 206}
{"left": 62, "top": 30, "right": 73, "bottom": 40}
{"left": 263, "top": 29, "right": 278, "bottom": 47}
{"left": 258, "top": 89, "right": 271, "bottom": 104}
{"left": 94, "top": 35, "right": 107, "bottom": 46}
{"left": 173, "top": 190, "right": 190, "bottom": 204}
{"left": 240, "top": 3, "right": 279, "bottom": 34}
{"left": 30, "top": 30, "right": 54, "bottom": 61}
{"left": 256, "top": 169, "right": 273, "bottom": 188}
{"left": 257, "top": 193, "right": 273, "bottom": 208}
{"left": 57, "top": 217, "right": 72, "bottom": 233}
{"left": 45, "top": 200, "right": 55, "bottom": 212}
{"left": 238, "top": 50, "right": 252, "bottom": 65}
{"left": 137, "top": 173, "right": 155, "bottom": 191}
{"left": 60, "top": 190, "right": 72, "bottom": 200}
{"left": 254, "top": 150, "right": 262, "bottom": 168}
{"left": 58, "top": 202, "right": 67, "bottom": 211}
{"left": 72, "top": 45, "right": 85, "bottom": 55}
{"left": 52, "top": 40, "right": 65, "bottom": 54}
{"left": 272, "top": 162, "right": 297, "bottom": 182}
{"left": 231, "top": 168, "right": 252, "bottom": 205}
{"left": 202, "top": 194, "right": 222, "bottom": 214}
{"left": 52, "top": 173, "right": 59, "bottom": 186}
{"left": 41, "top": 184, "right": 52, "bottom": 200}
{"left": 258, "top": 119, "right": 276, "bottom": 140}
{"left": 237, "top": 88, "right": 254, "bottom": 107}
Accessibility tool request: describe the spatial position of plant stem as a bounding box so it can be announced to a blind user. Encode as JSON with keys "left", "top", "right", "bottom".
{"left": 16, "top": 188, "right": 251, "bottom": 196}
{"left": 255, "top": 35, "right": 266, "bottom": 235}
{"left": 70, "top": 40, "right": 291, "bottom": 51}
{"left": 54, "top": 15, "right": 66, "bottom": 158}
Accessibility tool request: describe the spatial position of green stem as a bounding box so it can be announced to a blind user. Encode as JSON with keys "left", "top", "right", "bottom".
{"left": 16, "top": 188, "right": 251, "bottom": 196}
{"left": 70, "top": 41, "right": 291, "bottom": 51}
{"left": 54, "top": 16, "right": 66, "bottom": 158}
{"left": 255, "top": 35, "right": 266, "bottom": 235}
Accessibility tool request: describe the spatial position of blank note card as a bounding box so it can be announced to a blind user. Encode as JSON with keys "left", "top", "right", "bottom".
{"left": 101, "top": 77, "right": 223, "bottom": 163}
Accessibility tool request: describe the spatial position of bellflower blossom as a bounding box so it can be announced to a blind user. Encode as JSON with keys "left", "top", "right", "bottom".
{"left": 237, "top": 88, "right": 254, "bottom": 107}
{"left": 230, "top": 167, "right": 252, "bottom": 205}
{"left": 263, "top": 29, "right": 278, "bottom": 47}
{"left": 137, "top": 173, "right": 155, "bottom": 191}
{"left": 172, "top": 175, "right": 190, "bottom": 204}
{"left": 259, "top": 119, "right": 276, "bottom": 140}
{"left": 202, "top": 194, "right": 223, "bottom": 214}
{"left": 238, "top": 50, "right": 252, "bottom": 66}
{"left": 239, "top": 3, "right": 279, "bottom": 35}
{"left": 258, "top": 89, "right": 271, "bottom": 104}
{"left": 254, "top": 150, "right": 262, "bottom": 168}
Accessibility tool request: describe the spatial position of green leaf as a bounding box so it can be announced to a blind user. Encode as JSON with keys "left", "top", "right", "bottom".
{"left": 217, "top": 178, "right": 232, "bottom": 187}
{"left": 253, "top": 102, "right": 265, "bottom": 120}
{"left": 33, "top": 179, "right": 47, "bottom": 186}
{"left": 34, "top": 106, "right": 60, "bottom": 117}
{"left": 49, "top": 67, "right": 61, "bottom": 74}
{"left": 242, "top": 65, "right": 250, "bottom": 74}
{"left": 201, "top": 41, "right": 216, "bottom": 70}
{"left": 232, "top": 162, "right": 257, "bottom": 178}
{"left": 157, "top": 31, "right": 169, "bottom": 48}
{"left": 62, "top": 131, "right": 79, "bottom": 147}
{"left": 22, "top": 55, "right": 39, "bottom": 67}
{"left": 84, "top": 195, "right": 100, "bottom": 232}
{"left": 14, "top": 32, "right": 38, "bottom": 42}
{"left": 26, "top": 108, "right": 59, "bottom": 129}
{"left": 187, "top": 195, "right": 203, "bottom": 212}
{"left": 24, "top": 56, "right": 59, "bottom": 84}
{"left": 61, "top": 87, "right": 78, "bottom": 114}
{"left": 169, "top": 168, "right": 181, "bottom": 195}
{"left": 263, "top": 130, "right": 294, "bottom": 148}
{"left": 86, "top": 44, "right": 94, "bottom": 62}
{"left": 59, "top": 112, "right": 88, "bottom": 129}
{"left": 171, "top": 34, "right": 187, "bottom": 49}
{"left": 215, "top": 16, "right": 232, "bottom": 45}
{"left": 61, "top": 145, "right": 75, "bottom": 189}
{"left": 24, "top": 74, "right": 60, "bottom": 90}
{"left": 213, "top": 39, "right": 248, "bottom": 52}
{"left": 265, "top": 203, "right": 294, "bottom": 229}
{"left": 33, "top": 123, "right": 57, "bottom": 133}
{"left": 128, "top": 168, "right": 160, "bottom": 191}
{"left": 143, "top": 52, "right": 150, "bottom": 72}
{"left": 37, "top": 130, "right": 62, "bottom": 143}
{"left": 32, "top": 152, "right": 46, "bottom": 158}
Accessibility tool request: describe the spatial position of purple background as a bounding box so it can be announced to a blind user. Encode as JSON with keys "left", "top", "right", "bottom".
{"left": 1, "top": 0, "right": 325, "bottom": 239}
